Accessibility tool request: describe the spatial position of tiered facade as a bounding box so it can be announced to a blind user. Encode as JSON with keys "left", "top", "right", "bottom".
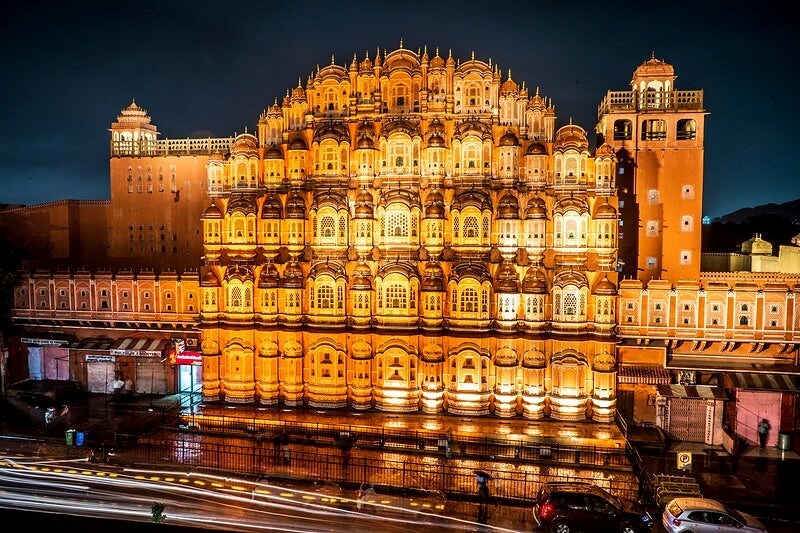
{"left": 198, "top": 47, "right": 619, "bottom": 420}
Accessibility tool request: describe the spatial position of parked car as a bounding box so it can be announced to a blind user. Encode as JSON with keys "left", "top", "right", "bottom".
{"left": 532, "top": 481, "right": 654, "bottom": 533}
{"left": 662, "top": 497, "right": 767, "bottom": 533}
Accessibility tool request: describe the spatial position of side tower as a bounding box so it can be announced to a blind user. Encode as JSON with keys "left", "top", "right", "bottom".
{"left": 108, "top": 100, "right": 232, "bottom": 270}
{"left": 596, "top": 55, "right": 706, "bottom": 284}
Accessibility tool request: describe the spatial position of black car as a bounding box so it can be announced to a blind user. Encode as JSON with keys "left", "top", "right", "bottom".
{"left": 532, "top": 482, "right": 654, "bottom": 533}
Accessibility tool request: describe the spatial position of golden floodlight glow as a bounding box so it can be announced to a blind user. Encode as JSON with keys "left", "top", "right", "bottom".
{"left": 231, "top": 485, "right": 247, "bottom": 491}
{"left": 211, "top": 482, "right": 225, "bottom": 488}
{"left": 194, "top": 480, "right": 206, "bottom": 485}
{"left": 165, "top": 477, "right": 175, "bottom": 482}
{"left": 179, "top": 478, "right": 190, "bottom": 483}
{"left": 280, "top": 492, "right": 295, "bottom": 497}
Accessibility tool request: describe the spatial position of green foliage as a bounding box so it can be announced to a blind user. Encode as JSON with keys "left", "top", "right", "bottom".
{"left": 150, "top": 502, "right": 166, "bottom": 523}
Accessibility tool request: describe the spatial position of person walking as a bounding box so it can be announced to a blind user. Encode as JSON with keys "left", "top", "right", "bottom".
{"left": 758, "top": 418, "right": 771, "bottom": 448}
{"left": 475, "top": 471, "right": 491, "bottom": 523}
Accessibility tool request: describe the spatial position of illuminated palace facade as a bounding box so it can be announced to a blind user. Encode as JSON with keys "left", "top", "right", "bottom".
{"left": 10, "top": 47, "right": 799, "bottom": 439}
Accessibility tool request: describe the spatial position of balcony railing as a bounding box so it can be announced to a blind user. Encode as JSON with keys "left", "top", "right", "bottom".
{"left": 111, "top": 137, "right": 233, "bottom": 157}
{"left": 597, "top": 90, "right": 704, "bottom": 118}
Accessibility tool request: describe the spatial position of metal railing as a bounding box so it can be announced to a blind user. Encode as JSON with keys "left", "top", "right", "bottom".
{"left": 120, "top": 432, "right": 640, "bottom": 504}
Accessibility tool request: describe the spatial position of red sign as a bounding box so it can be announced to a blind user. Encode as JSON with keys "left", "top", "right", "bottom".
{"left": 169, "top": 338, "right": 202, "bottom": 365}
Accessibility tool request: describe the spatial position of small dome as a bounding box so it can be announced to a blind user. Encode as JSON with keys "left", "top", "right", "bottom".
{"left": 209, "top": 151, "right": 225, "bottom": 161}
{"left": 354, "top": 189, "right": 374, "bottom": 218}
{"left": 522, "top": 348, "right": 547, "bottom": 369}
{"left": 231, "top": 133, "right": 258, "bottom": 155}
{"left": 429, "top": 51, "right": 445, "bottom": 69}
{"left": 203, "top": 203, "right": 223, "bottom": 219}
{"left": 526, "top": 141, "right": 547, "bottom": 156}
{"left": 500, "top": 78, "right": 518, "bottom": 94}
{"left": 522, "top": 267, "right": 547, "bottom": 294}
{"left": 116, "top": 99, "right": 152, "bottom": 124}
{"left": 285, "top": 190, "right": 306, "bottom": 218}
{"left": 421, "top": 262, "right": 445, "bottom": 291}
{"left": 264, "top": 145, "right": 283, "bottom": 159}
{"left": 291, "top": 84, "right": 306, "bottom": 98}
{"left": 594, "top": 201, "right": 617, "bottom": 219}
{"left": 493, "top": 262, "right": 519, "bottom": 293}
{"left": 427, "top": 133, "right": 446, "bottom": 148}
{"left": 595, "top": 143, "right": 615, "bottom": 158}
{"left": 525, "top": 196, "right": 547, "bottom": 219}
{"left": 227, "top": 196, "right": 256, "bottom": 216}
{"left": 499, "top": 131, "right": 519, "bottom": 147}
{"left": 593, "top": 276, "right": 617, "bottom": 295}
{"left": 497, "top": 192, "right": 520, "bottom": 219}
{"left": 425, "top": 190, "right": 445, "bottom": 218}
{"left": 741, "top": 235, "right": 773, "bottom": 255}
{"left": 258, "top": 264, "right": 280, "bottom": 288}
{"left": 426, "top": 118, "right": 445, "bottom": 136}
{"left": 554, "top": 124, "right": 589, "bottom": 150}
{"left": 201, "top": 268, "right": 221, "bottom": 287}
{"left": 356, "top": 135, "right": 375, "bottom": 150}
{"left": 632, "top": 55, "right": 675, "bottom": 82}
{"left": 350, "top": 262, "right": 372, "bottom": 289}
{"left": 527, "top": 91, "right": 546, "bottom": 110}
{"left": 288, "top": 137, "right": 307, "bottom": 150}
{"left": 281, "top": 260, "right": 305, "bottom": 288}
{"left": 357, "top": 122, "right": 375, "bottom": 137}
{"left": 261, "top": 194, "right": 283, "bottom": 219}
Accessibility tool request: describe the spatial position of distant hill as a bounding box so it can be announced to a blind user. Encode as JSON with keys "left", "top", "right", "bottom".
{"left": 716, "top": 198, "right": 800, "bottom": 224}
{"left": 704, "top": 198, "right": 800, "bottom": 253}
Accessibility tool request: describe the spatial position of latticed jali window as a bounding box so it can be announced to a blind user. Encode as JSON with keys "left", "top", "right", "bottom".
{"left": 387, "top": 212, "right": 408, "bottom": 237}
{"left": 321, "top": 216, "right": 335, "bottom": 238}
{"left": 464, "top": 217, "right": 479, "bottom": 238}
{"left": 317, "top": 285, "right": 334, "bottom": 309}
{"left": 460, "top": 287, "right": 478, "bottom": 313}
{"left": 385, "top": 284, "right": 407, "bottom": 309}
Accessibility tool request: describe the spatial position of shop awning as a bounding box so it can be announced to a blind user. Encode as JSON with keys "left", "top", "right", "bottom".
{"left": 727, "top": 372, "right": 800, "bottom": 393}
{"left": 109, "top": 338, "right": 168, "bottom": 357}
{"left": 666, "top": 354, "right": 800, "bottom": 375}
{"left": 656, "top": 384, "right": 729, "bottom": 400}
{"left": 618, "top": 365, "right": 671, "bottom": 385}
{"left": 68, "top": 338, "right": 114, "bottom": 351}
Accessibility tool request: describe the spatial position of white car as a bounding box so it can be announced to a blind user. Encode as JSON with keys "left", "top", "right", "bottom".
{"left": 662, "top": 497, "right": 767, "bottom": 533}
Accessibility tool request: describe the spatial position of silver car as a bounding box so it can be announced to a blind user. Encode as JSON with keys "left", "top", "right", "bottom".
{"left": 662, "top": 497, "right": 767, "bottom": 533}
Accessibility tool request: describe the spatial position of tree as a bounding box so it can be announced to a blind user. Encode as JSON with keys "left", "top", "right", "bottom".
{"left": 151, "top": 502, "right": 167, "bottom": 523}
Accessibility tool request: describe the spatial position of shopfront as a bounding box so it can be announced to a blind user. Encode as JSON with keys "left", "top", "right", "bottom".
{"left": 169, "top": 337, "right": 203, "bottom": 396}
{"left": 722, "top": 372, "right": 799, "bottom": 448}
{"left": 656, "top": 384, "right": 729, "bottom": 445}
{"left": 21, "top": 334, "right": 72, "bottom": 381}
{"left": 109, "top": 338, "right": 170, "bottom": 394}
{"left": 68, "top": 338, "right": 116, "bottom": 392}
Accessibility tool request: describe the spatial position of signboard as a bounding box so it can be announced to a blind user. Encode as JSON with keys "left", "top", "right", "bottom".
{"left": 677, "top": 451, "right": 693, "bottom": 470}
{"left": 169, "top": 337, "right": 202, "bottom": 365}
{"left": 109, "top": 338, "right": 165, "bottom": 357}
{"left": 22, "top": 337, "right": 69, "bottom": 346}
{"left": 85, "top": 354, "right": 115, "bottom": 363}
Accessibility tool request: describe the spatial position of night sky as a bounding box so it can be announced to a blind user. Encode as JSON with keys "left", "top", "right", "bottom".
{"left": 1, "top": 1, "right": 796, "bottom": 219}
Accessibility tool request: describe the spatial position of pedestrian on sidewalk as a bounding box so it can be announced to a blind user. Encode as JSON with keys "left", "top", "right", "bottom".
{"left": 281, "top": 431, "right": 290, "bottom": 465}
{"left": 475, "top": 471, "right": 491, "bottom": 523}
{"left": 758, "top": 418, "right": 770, "bottom": 448}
